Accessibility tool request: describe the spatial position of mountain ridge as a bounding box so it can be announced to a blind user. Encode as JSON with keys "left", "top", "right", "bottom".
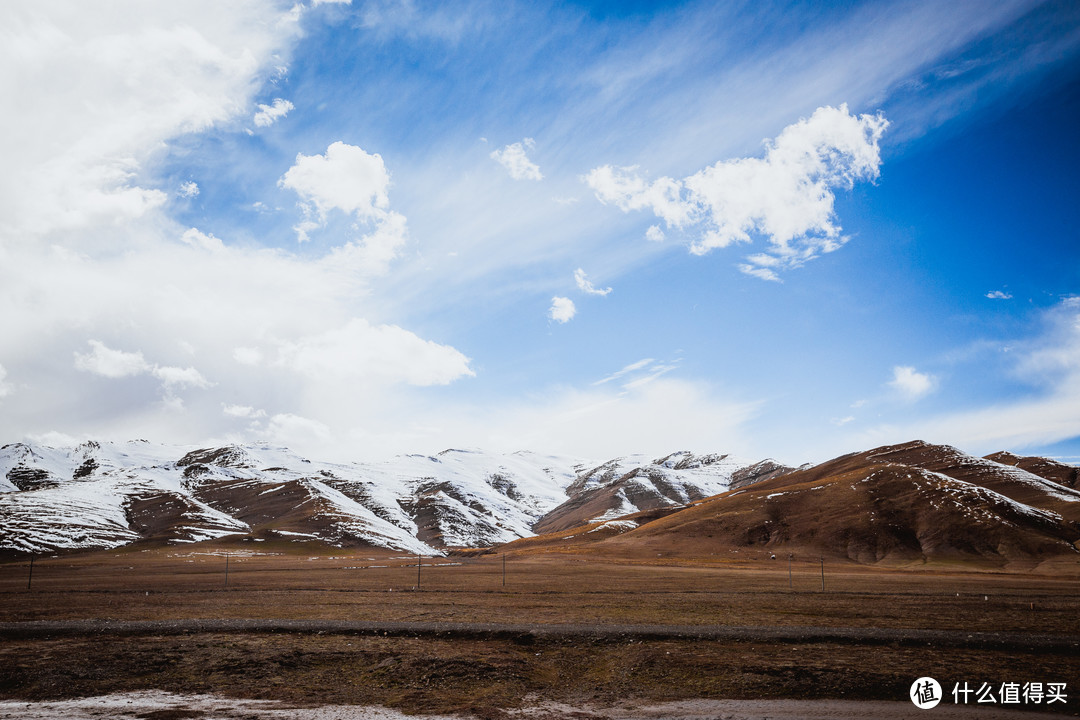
{"left": 2, "top": 439, "right": 1077, "bottom": 567}
{"left": 0, "top": 440, "right": 783, "bottom": 556}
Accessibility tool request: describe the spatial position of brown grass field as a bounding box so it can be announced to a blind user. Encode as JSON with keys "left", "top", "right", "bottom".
{"left": 1, "top": 541, "right": 1078, "bottom": 717}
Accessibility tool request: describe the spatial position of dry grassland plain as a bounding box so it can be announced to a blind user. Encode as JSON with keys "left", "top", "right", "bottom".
{"left": 1, "top": 543, "right": 1078, "bottom": 717}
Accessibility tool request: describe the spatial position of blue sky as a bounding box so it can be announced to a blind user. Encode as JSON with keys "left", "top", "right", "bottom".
{"left": 1, "top": 0, "right": 1079, "bottom": 464}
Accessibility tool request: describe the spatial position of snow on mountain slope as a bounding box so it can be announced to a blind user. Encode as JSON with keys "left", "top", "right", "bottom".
{"left": 0, "top": 441, "right": 592, "bottom": 555}
{"left": 0, "top": 440, "right": 789, "bottom": 555}
{"left": 534, "top": 451, "right": 760, "bottom": 534}
{"left": 0, "top": 441, "right": 248, "bottom": 553}
{"left": 327, "top": 449, "right": 587, "bottom": 547}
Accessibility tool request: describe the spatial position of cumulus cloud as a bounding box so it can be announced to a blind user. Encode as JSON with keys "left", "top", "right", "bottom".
{"left": 279, "top": 141, "right": 392, "bottom": 222}
{"left": 645, "top": 225, "right": 665, "bottom": 243}
{"left": 548, "top": 296, "right": 576, "bottom": 323}
{"left": 74, "top": 340, "right": 210, "bottom": 391}
{"left": 585, "top": 104, "right": 888, "bottom": 279}
{"left": 177, "top": 181, "right": 199, "bottom": 198}
{"left": 887, "top": 365, "right": 935, "bottom": 400}
{"left": 584, "top": 165, "right": 693, "bottom": 227}
{"left": 272, "top": 318, "right": 474, "bottom": 387}
{"left": 490, "top": 138, "right": 543, "bottom": 181}
{"left": 74, "top": 340, "right": 152, "bottom": 378}
{"left": 0, "top": 1, "right": 301, "bottom": 241}
{"left": 574, "top": 268, "right": 612, "bottom": 296}
{"left": 986, "top": 290, "right": 1013, "bottom": 299}
{"left": 278, "top": 141, "right": 407, "bottom": 260}
{"left": 253, "top": 97, "right": 294, "bottom": 127}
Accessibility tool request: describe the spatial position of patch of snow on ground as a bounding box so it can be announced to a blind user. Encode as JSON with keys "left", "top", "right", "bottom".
{"left": 0, "top": 692, "right": 458, "bottom": 719}
{"left": 587, "top": 518, "right": 639, "bottom": 534}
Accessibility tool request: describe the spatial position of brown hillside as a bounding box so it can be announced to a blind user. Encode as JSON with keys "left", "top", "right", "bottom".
{"left": 985, "top": 450, "right": 1079, "bottom": 489}
{"left": 504, "top": 441, "right": 1080, "bottom": 567}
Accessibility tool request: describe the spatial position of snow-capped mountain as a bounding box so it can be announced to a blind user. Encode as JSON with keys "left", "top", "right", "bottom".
{"left": 0, "top": 440, "right": 587, "bottom": 555}
{"left": 1, "top": 440, "right": 775, "bottom": 556}
{"left": 534, "top": 451, "right": 797, "bottom": 534}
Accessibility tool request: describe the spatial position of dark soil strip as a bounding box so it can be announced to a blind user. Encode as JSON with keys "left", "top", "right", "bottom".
{"left": 1, "top": 619, "right": 1076, "bottom": 653}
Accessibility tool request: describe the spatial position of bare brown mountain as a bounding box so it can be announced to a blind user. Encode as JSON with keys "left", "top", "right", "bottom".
{"left": 505, "top": 441, "right": 1080, "bottom": 567}
{"left": 985, "top": 450, "right": 1079, "bottom": 489}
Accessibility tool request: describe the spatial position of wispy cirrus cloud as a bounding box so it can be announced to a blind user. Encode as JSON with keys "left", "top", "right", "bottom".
{"left": 574, "top": 268, "right": 611, "bottom": 297}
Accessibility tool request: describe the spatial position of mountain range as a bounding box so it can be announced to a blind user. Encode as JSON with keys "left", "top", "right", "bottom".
{"left": 0, "top": 440, "right": 782, "bottom": 556}
{"left": 2, "top": 439, "right": 1078, "bottom": 567}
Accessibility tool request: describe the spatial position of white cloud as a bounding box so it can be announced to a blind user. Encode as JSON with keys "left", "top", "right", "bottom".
{"left": 278, "top": 141, "right": 406, "bottom": 259}
{"left": 223, "top": 403, "right": 266, "bottom": 419}
{"left": 0, "top": 364, "right": 12, "bottom": 399}
{"left": 737, "top": 263, "right": 781, "bottom": 283}
{"left": 593, "top": 358, "right": 656, "bottom": 386}
{"left": 490, "top": 138, "right": 543, "bottom": 181}
{"left": 645, "top": 225, "right": 665, "bottom": 243}
{"left": 986, "top": 290, "right": 1013, "bottom": 299}
{"left": 584, "top": 164, "right": 694, "bottom": 227}
{"left": 887, "top": 365, "right": 935, "bottom": 400}
{"left": 253, "top": 97, "right": 294, "bottom": 127}
{"left": 0, "top": 1, "right": 515, "bottom": 461}
{"left": 74, "top": 340, "right": 152, "bottom": 378}
{"left": 585, "top": 105, "right": 888, "bottom": 279}
{"left": 0, "top": 1, "right": 301, "bottom": 241}
{"left": 548, "top": 296, "right": 576, "bottom": 323}
{"left": 273, "top": 318, "right": 474, "bottom": 387}
{"left": 180, "top": 227, "right": 225, "bottom": 253}
{"left": 151, "top": 365, "right": 211, "bottom": 389}
{"left": 279, "top": 141, "right": 392, "bottom": 221}
{"left": 574, "top": 268, "right": 612, "bottom": 297}
{"left": 74, "top": 340, "right": 210, "bottom": 394}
